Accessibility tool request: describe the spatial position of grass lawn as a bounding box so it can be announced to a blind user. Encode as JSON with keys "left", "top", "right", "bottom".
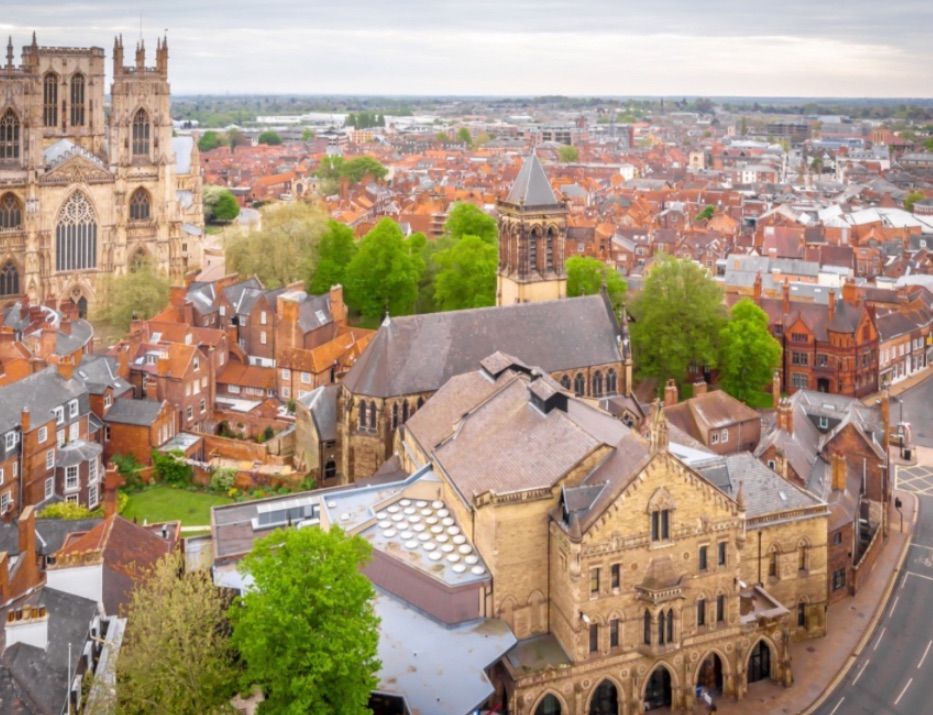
{"left": 122, "top": 486, "right": 233, "bottom": 527}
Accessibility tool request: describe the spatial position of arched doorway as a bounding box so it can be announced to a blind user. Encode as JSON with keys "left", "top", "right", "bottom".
{"left": 747, "top": 640, "right": 772, "bottom": 684}
{"left": 697, "top": 652, "right": 724, "bottom": 695}
{"left": 817, "top": 378, "right": 830, "bottom": 393}
{"left": 534, "top": 693, "right": 562, "bottom": 715}
{"left": 589, "top": 679, "right": 618, "bottom": 715}
{"left": 644, "top": 665, "right": 672, "bottom": 711}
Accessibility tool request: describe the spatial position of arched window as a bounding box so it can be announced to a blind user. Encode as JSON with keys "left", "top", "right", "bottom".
{"left": 70, "top": 73, "right": 85, "bottom": 126}
{"left": 560, "top": 375, "right": 571, "bottom": 390}
{"left": 607, "top": 369, "right": 617, "bottom": 394}
{"left": 0, "top": 110, "right": 19, "bottom": 161}
{"left": 0, "top": 261, "right": 19, "bottom": 296}
{"left": 402, "top": 401, "right": 410, "bottom": 423}
{"left": 368, "top": 401, "right": 377, "bottom": 430}
{"left": 658, "top": 610, "right": 665, "bottom": 645}
{"left": 416, "top": 396, "right": 424, "bottom": 409}
{"left": 43, "top": 73, "right": 58, "bottom": 127}
{"left": 574, "top": 372, "right": 585, "bottom": 396}
{"left": 535, "top": 694, "right": 562, "bottom": 715}
{"left": 0, "top": 193, "right": 22, "bottom": 229}
{"left": 798, "top": 542, "right": 809, "bottom": 572}
{"left": 55, "top": 192, "right": 97, "bottom": 272}
{"left": 323, "top": 459, "right": 337, "bottom": 480}
{"left": 391, "top": 403, "right": 399, "bottom": 431}
{"left": 588, "top": 680, "right": 618, "bottom": 715}
{"left": 129, "top": 188, "right": 151, "bottom": 221}
{"left": 546, "top": 228, "right": 555, "bottom": 271}
{"left": 132, "top": 108, "right": 150, "bottom": 156}
{"left": 643, "top": 609, "right": 651, "bottom": 645}
{"left": 592, "top": 371, "right": 603, "bottom": 398}
{"left": 528, "top": 227, "right": 539, "bottom": 272}
{"left": 768, "top": 546, "right": 779, "bottom": 579}
{"left": 357, "top": 403, "right": 366, "bottom": 431}
{"left": 666, "top": 608, "right": 674, "bottom": 644}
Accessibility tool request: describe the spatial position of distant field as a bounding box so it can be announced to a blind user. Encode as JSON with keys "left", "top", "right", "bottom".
{"left": 122, "top": 486, "right": 233, "bottom": 527}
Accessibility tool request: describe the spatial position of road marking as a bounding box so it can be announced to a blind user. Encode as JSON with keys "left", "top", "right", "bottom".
{"left": 890, "top": 595, "right": 900, "bottom": 616}
{"left": 911, "top": 543, "right": 933, "bottom": 551}
{"left": 919, "top": 640, "right": 932, "bottom": 670}
{"left": 906, "top": 571, "right": 933, "bottom": 582}
{"left": 874, "top": 627, "right": 887, "bottom": 651}
{"left": 828, "top": 696, "right": 846, "bottom": 715}
{"left": 853, "top": 658, "right": 871, "bottom": 685}
{"left": 894, "top": 678, "right": 913, "bottom": 706}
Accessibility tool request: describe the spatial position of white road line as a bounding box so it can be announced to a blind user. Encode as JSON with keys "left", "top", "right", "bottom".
{"left": 853, "top": 658, "right": 871, "bottom": 685}
{"left": 874, "top": 627, "right": 887, "bottom": 651}
{"left": 890, "top": 595, "right": 900, "bottom": 616}
{"left": 910, "top": 543, "right": 933, "bottom": 551}
{"left": 828, "top": 696, "right": 846, "bottom": 715}
{"left": 906, "top": 571, "right": 933, "bottom": 582}
{"left": 919, "top": 640, "right": 932, "bottom": 670}
{"left": 894, "top": 678, "right": 913, "bottom": 706}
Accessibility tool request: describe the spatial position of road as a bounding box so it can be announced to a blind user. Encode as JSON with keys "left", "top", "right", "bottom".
{"left": 814, "top": 375, "right": 933, "bottom": 715}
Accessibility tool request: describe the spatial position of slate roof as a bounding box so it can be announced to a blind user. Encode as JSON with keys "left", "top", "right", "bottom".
{"left": 342, "top": 295, "right": 622, "bottom": 398}
{"left": 0, "top": 367, "right": 87, "bottom": 434}
{"left": 75, "top": 355, "right": 132, "bottom": 397}
{"left": 301, "top": 384, "right": 339, "bottom": 442}
{"left": 55, "top": 440, "right": 101, "bottom": 468}
{"left": 104, "top": 399, "right": 165, "bottom": 427}
{"left": 0, "top": 518, "right": 100, "bottom": 558}
{"left": 504, "top": 153, "right": 560, "bottom": 207}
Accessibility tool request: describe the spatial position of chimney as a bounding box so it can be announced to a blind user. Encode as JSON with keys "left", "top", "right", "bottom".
{"left": 692, "top": 379, "right": 707, "bottom": 396}
{"left": 103, "top": 464, "right": 124, "bottom": 518}
{"left": 116, "top": 344, "right": 130, "bottom": 379}
{"left": 20, "top": 407, "right": 29, "bottom": 435}
{"left": 144, "top": 377, "right": 159, "bottom": 400}
{"left": 753, "top": 272, "right": 762, "bottom": 300}
{"left": 831, "top": 453, "right": 846, "bottom": 492}
{"left": 649, "top": 400, "right": 668, "bottom": 454}
{"left": 0, "top": 552, "right": 8, "bottom": 602}
{"left": 842, "top": 278, "right": 858, "bottom": 305}
{"left": 40, "top": 328, "right": 56, "bottom": 357}
{"left": 52, "top": 354, "right": 75, "bottom": 381}
{"left": 329, "top": 284, "right": 347, "bottom": 328}
{"left": 782, "top": 278, "right": 790, "bottom": 313}
{"left": 772, "top": 370, "right": 782, "bottom": 409}
{"left": 16, "top": 506, "right": 39, "bottom": 590}
{"left": 828, "top": 289, "right": 836, "bottom": 321}
{"left": 777, "top": 397, "right": 794, "bottom": 434}
{"left": 664, "top": 378, "right": 678, "bottom": 406}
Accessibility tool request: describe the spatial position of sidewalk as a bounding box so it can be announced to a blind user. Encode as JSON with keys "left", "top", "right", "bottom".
{"left": 861, "top": 367, "right": 931, "bottom": 405}
{"left": 704, "top": 490, "right": 918, "bottom": 715}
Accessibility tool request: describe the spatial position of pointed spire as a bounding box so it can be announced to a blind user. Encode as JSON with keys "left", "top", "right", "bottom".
{"left": 504, "top": 151, "right": 559, "bottom": 207}
{"left": 5, "top": 36, "right": 12, "bottom": 70}
{"left": 31, "top": 31, "right": 37, "bottom": 48}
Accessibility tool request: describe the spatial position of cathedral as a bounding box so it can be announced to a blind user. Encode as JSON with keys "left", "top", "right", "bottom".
{"left": 0, "top": 34, "right": 202, "bottom": 316}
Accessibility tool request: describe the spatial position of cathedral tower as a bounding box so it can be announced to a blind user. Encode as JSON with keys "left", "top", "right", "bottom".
{"left": 496, "top": 153, "right": 567, "bottom": 305}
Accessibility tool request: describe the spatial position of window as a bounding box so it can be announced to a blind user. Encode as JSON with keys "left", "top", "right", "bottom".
{"left": 665, "top": 609, "right": 673, "bottom": 644}
{"left": 697, "top": 598, "right": 707, "bottom": 627}
{"left": 798, "top": 544, "right": 808, "bottom": 571}
{"left": 200, "top": 399, "right": 206, "bottom": 414}
{"left": 588, "top": 623, "right": 598, "bottom": 653}
{"left": 391, "top": 403, "right": 399, "bottom": 430}
{"left": 833, "top": 531, "right": 842, "bottom": 545}
{"left": 791, "top": 351, "right": 808, "bottom": 366}
{"left": 46, "top": 450, "right": 55, "bottom": 470}
{"left": 710, "top": 431, "right": 720, "bottom": 445}
{"left": 44, "top": 477, "right": 54, "bottom": 499}
{"left": 0, "top": 468, "right": 3, "bottom": 486}
{"left": 529, "top": 230, "right": 538, "bottom": 272}
{"left": 368, "top": 402, "right": 377, "bottom": 431}
{"left": 0, "top": 492, "right": 8, "bottom": 513}
{"left": 103, "top": 425, "right": 111, "bottom": 441}
{"left": 185, "top": 406, "right": 193, "bottom": 421}
{"left": 88, "top": 483, "right": 98, "bottom": 509}
{"left": 720, "top": 429, "right": 728, "bottom": 443}
{"left": 260, "top": 311, "right": 267, "bottom": 325}
{"left": 301, "top": 372, "right": 312, "bottom": 384}
{"left": 792, "top": 373, "right": 808, "bottom": 390}
{"left": 129, "top": 188, "right": 150, "bottom": 221}
{"left": 573, "top": 373, "right": 585, "bottom": 396}
{"left": 281, "top": 368, "right": 291, "bottom": 380}
{"left": 88, "top": 459, "right": 97, "bottom": 483}
{"left": 718, "top": 541, "right": 727, "bottom": 566}
{"left": 791, "top": 332, "right": 808, "bottom": 344}
{"left": 797, "top": 602, "right": 807, "bottom": 628}
{"left": 55, "top": 191, "right": 98, "bottom": 272}
{"left": 610, "top": 563, "right": 620, "bottom": 590}
{"left": 606, "top": 369, "right": 617, "bottom": 394}
{"left": 65, "top": 465, "right": 79, "bottom": 491}
{"left": 43, "top": 73, "right": 58, "bottom": 127}
{"left": 818, "top": 416, "right": 829, "bottom": 429}
{"left": 66, "top": 494, "right": 78, "bottom": 505}
{"left": 560, "top": 375, "right": 571, "bottom": 390}
{"left": 545, "top": 229, "right": 554, "bottom": 270}
{"left": 769, "top": 549, "right": 778, "bottom": 578}
{"left": 260, "top": 331, "right": 267, "bottom": 345}
{"left": 651, "top": 509, "right": 671, "bottom": 541}
{"left": 0, "top": 111, "right": 19, "bottom": 161}
{"left": 132, "top": 109, "right": 150, "bottom": 156}
{"left": 54, "top": 406, "right": 65, "bottom": 425}
{"left": 70, "top": 73, "right": 85, "bottom": 126}
{"left": 609, "top": 618, "right": 620, "bottom": 649}
{"left": 69, "top": 399, "right": 79, "bottom": 418}
{"left": 817, "top": 353, "right": 829, "bottom": 367}
{"left": 698, "top": 545, "right": 708, "bottom": 571}
{"left": 68, "top": 422, "right": 78, "bottom": 442}
{"left": 4, "top": 432, "right": 15, "bottom": 450}
{"left": 12, "top": 462, "right": 16, "bottom": 478}
{"left": 104, "top": 394, "right": 112, "bottom": 409}
{"left": 56, "top": 429, "right": 65, "bottom": 448}
{"left": 592, "top": 371, "right": 603, "bottom": 398}
{"left": 832, "top": 568, "right": 846, "bottom": 591}
{"left": 0, "top": 193, "right": 22, "bottom": 230}
{"left": 643, "top": 610, "right": 651, "bottom": 645}
{"left": 717, "top": 594, "right": 726, "bottom": 623}
{"left": 589, "top": 567, "right": 600, "bottom": 596}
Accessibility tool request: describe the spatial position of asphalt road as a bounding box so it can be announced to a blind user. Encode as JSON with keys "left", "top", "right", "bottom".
{"left": 894, "top": 374, "right": 933, "bottom": 448}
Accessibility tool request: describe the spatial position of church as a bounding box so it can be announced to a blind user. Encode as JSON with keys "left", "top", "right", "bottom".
{"left": 0, "top": 34, "right": 203, "bottom": 316}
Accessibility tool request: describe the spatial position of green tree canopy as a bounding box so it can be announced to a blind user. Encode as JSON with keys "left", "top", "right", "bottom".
{"left": 904, "top": 190, "right": 925, "bottom": 212}
{"left": 117, "top": 553, "right": 237, "bottom": 714}
{"left": 435, "top": 131, "right": 450, "bottom": 143}
{"left": 344, "top": 218, "right": 423, "bottom": 321}
{"left": 97, "top": 258, "right": 171, "bottom": 330}
{"left": 301, "top": 128, "right": 315, "bottom": 141}
{"left": 695, "top": 205, "right": 715, "bottom": 222}
{"left": 308, "top": 220, "right": 358, "bottom": 294}
{"left": 558, "top": 145, "right": 579, "bottom": 162}
{"left": 230, "top": 527, "right": 380, "bottom": 715}
{"left": 225, "top": 202, "right": 327, "bottom": 288}
{"left": 433, "top": 235, "right": 497, "bottom": 310}
{"left": 718, "top": 298, "right": 782, "bottom": 405}
{"left": 257, "top": 130, "right": 283, "bottom": 146}
{"left": 630, "top": 254, "right": 726, "bottom": 386}
{"left": 456, "top": 127, "right": 473, "bottom": 146}
{"left": 443, "top": 202, "right": 498, "bottom": 245}
{"left": 204, "top": 185, "right": 240, "bottom": 224}
{"left": 566, "top": 255, "right": 627, "bottom": 311}
{"left": 341, "top": 156, "right": 388, "bottom": 184}
{"left": 226, "top": 128, "right": 250, "bottom": 150}
{"left": 197, "top": 130, "right": 225, "bottom": 152}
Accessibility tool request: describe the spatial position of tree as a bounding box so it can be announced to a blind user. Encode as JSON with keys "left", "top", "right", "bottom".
{"left": 301, "top": 128, "right": 315, "bottom": 141}
{"left": 630, "top": 254, "right": 726, "bottom": 386}
{"left": 456, "top": 127, "right": 473, "bottom": 146}
{"left": 718, "top": 298, "right": 782, "bottom": 405}
{"left": 566, "top": 255, "right": 627, "bottom": 311}
{"left": 340, "top": 156, "right": 388, "bottom": 184}
{"left": 257, "top": 130, "right": 283, "bottom": 146}
{"left": 443, "top": 202, "right": 498, "bottom": 245}
{"left": 904, "top": 190, "right": 925, "bottom": 212}
{"left": 230, "top": 527, "right": 379, "bottom": 715}
{"left": 226, "top": 128, "right": 250, "bottom": 150}
{"left": 435, "top": 131, "right": 450, "bottom": 143}
{"left": 203, "top": 185, "right": 240, "bottom": 224}
{"left": 345, "top": 219, "right": 423, "bottom": 321}
{"left": 117, "top": 553, "right": 237, "bottom": 715}
{"left": 225, "top": 202, "right": 327, "bottom": 288}
{"left": 433, "top": 235, "right": 497, "bottom": 310}
{"left": 98, "top": 258, "right": 170, "bottom": 330}
{"left": 308, "top": 220, "right": 358, "bottom": 294}
{"left": 198, "top": 130, "right": 225, "bottom": 152}
{"left": 558, "top": 145, "right": 579, "bottom": 162}
{"left": 695, "top": 205, "right": 715, "bottom": 222}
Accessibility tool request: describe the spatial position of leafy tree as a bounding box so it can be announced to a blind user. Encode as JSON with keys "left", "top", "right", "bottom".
{"left": 257, "top": 130, "right": 283, "bottom": 146}
{"left": 558, "top": 145, "right": 579, "bottom": 162}
{"left": 98, "top": 259, "right": 170, "bottom": 330}
{"left": 340, "top": 156, "right": 388, "bottom": 184}
{"left": 456, "top": 127, "right": 473, "bottom": 146}
{"left": 301, "top": 128, "right": 315, "bottom": 141}
{"left": 230, "top": 527, "right": 380, "bottom": 715}
{"left": 695, "top": 205, "right": 715, "bottom": 222}
{"left": 225, "top": 202, "right": 327, "bottom": 288}
{"left": 204, "top": 186, "right": 240, "bottom": 224}
{"left": 718, "top": 298, "right": 782, "bottom": 405}
{"left": 308, "top": 220, "right": 358, "bottom": 294}
{"left": 566, "top": 255, "right": 627, "bottom": 311}
{"left": 344, "top": 218, "right": 423, "bottom": 321}
{"left": 904, "top": 190, "right": 925, "bottom": 212}
{"left": 226, "top": 128, "right": 250, "bottom": 150}
{"left": 433, "top": 235, "right": 497, "bottom": 310}
{"left": 39, "top": 502, "right": 95, "bottom": 520}
{"left": 630, "top": 254, "right": 726, "bottom": 386}
{"left": 443, "top": 202, "right": 497, "bottom": 245}
{"left": 435, "top": 131, "right": 450, "bottom": 143}
{"left": 198, "top": 130, "right": 225, "bottom": 152}
{"left": 117, "top": 553, "right": 237, "bottom": 715}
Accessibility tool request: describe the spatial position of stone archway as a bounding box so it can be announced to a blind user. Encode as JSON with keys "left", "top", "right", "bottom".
{"left": 532, "top": 692, "right": 566, "bottom": 715}
{"left": 588, "top": 678, "right": 620, "bottom": 715}
{"left": 746, "top": 638, "right": 773, "bottom": 685}
{"left": 643, "top": 664, "right": 674, "bottom": 711}
{"left": 695, "top": 650, "right": 726, "bottom": 697}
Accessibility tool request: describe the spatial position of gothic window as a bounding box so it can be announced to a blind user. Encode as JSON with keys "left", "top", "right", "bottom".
{"left": 592, "top": 371, "right": 603, "bottom": 398}
{"left": 546, "top": 227, "right": 555, "bottom": 270}
{"left": 391, "top": 403, "right": 399, "bottom": 430}
{"left": 0, "top": 110, "right": 19, "bottom": 161}
{"left": 43, "top": 73, "right": 58, "bottom": 127}
{"left": 768, "top": 547, "right": 779, "bottom": 578}
{"left": 535, "top": 694, "right": 562, "bottom": 715}
{"left": 573, "top": 372, "right": 585, "bottom": 396}
{"left": 402, "top": 400, "right": 409, "bottom": 423}
{"left": 798, "top": 542, "right": 809, "bottom": 571}
{"left": 650, "top": 508, "right": 671, "bottom": 541}
{"left": 416, "top": 396, "right": 424, "bottom": 409}
{"left": 560, "top": 375, "right": 571, "bottom": 390}
{"left": 55, "top": 192, "right": 97, "bottom": 272}
{"left": 666, "top": 609, "right": 674, "bottom": 643}
{"left": 368, "top": 401, "right": 377, "bottom": 430}
{"left": 70, "top": 73, "right": 85, "bottom": 126}
{"left": 324, "top": 459, "right": 337, "bottom": 480}
{"left": 132, "top": 108, "right": 150, "bottom": 156}
{"left": 0, "top": 193, "right": 22, "bottom": 229}
{"left": 0, "top": 261, "right": 18, "bottom": 296}
{"left": 129, "top": 188, "right": 151, "bottom": 221}
{"left": 358, "top": 403, "right": 366, "bottom": 431}
{"left": 529, "top": 228, "right": 539, "bottom": 272}
{"left": 606, "top": 369, "right": 617, "bottom": 394}
{"left": 643, "top": 610, "right": 651, "bottom": 645}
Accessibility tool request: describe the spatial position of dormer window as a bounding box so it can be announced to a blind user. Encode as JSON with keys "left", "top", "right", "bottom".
{"left": 54, "top": 406, "right": 65, "bottom": 425}
{"left": 4, "top": 432, "right": 16, "bottom": 450}
{"left": 193, "top": 357, "right": 200, "bottom": 371}
{"left": 69, "top": 399, "right": 79, "bottom": 418}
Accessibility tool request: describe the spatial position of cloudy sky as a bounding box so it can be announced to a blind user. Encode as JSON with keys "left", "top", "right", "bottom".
{"left": 3, "top": 1, "right": 931, "bottom": 96}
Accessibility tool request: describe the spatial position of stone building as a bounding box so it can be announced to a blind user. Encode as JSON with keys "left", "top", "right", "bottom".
{"left": 0, "top": 34, "right": 202, "bottom": 315}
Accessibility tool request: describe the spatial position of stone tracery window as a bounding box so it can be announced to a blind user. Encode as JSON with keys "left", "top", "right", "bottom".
{"left": 0, "top": 110, "right": 19, "bottom": 161}
{"left": 55, "top": 192, "right": 97, "bottom": 272}
{"left": 0, "top": 261, "right": 19, "bottom": 296}
{"left": 592, "top": 371, "right": 603, "bottom": 398}
{"left": 0, "top": 193, "right": 22, "bottom": 229}
{"left": 43, "top": 73, "right": 58, "bottom": 127}
{"left": 70, "top": 73, "right": 85, "bottom": 126}
{"left": 607, "top": 369, "right": 617, "bottom": 394}
{"left": 574, "top": 372, "right": 585, "bottom": 396}
{"left": 546, "top": 225, "right": 557, "bottom": 270}
{"left": 132, "top": 108, "right": 150, "bottom": 156}
{"left": 129, "top": 187, "right": 151, "bottom": 221}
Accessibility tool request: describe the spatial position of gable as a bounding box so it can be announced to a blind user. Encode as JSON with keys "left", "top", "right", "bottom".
{"left": 40, "top": 155, "right": 113, "bottom": 186}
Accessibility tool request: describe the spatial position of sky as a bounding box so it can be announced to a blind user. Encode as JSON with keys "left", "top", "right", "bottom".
{"left": 3, "top": 1, "right": 932, "bottom": 97}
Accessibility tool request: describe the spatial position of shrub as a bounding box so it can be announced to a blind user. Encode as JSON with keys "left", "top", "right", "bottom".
{"left": 299, "top": 475, "right": 317, "bottom": 491}
{"left": 210, "top": 467, "right": 236, "bottom": 493}
{"left": 152, "top": 449, "right": 193, "bottom": 487}
{"left": 113, "top": 453, "right": 144, "bottom": 490}
{"left": 40, "top": 502, "right": 94, "bottom": 520}
{"left": 262, "top": 426, "right": 275, "bottom": 442}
